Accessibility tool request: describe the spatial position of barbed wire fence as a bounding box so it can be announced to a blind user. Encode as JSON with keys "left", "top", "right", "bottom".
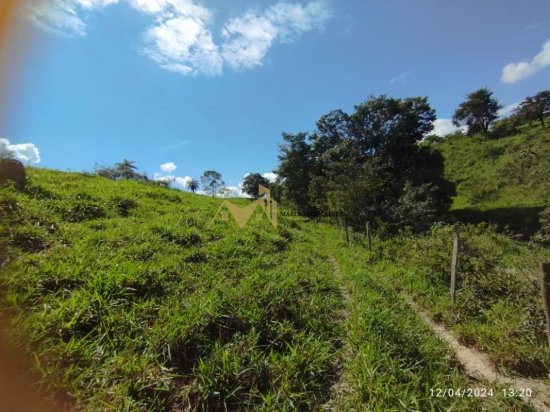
{"left": 332, "top": 219, "right": 550, "bottom": 345}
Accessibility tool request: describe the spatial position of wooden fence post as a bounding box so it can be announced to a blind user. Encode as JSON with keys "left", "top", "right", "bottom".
{"left": 450, "top": 225, "right": 460, "bottom": 304}
{"left": 541, "top": 263, "right": 550, "bottom": 346}
{"left": 366, "top": 221, "right": 372, "bottom": 250}
{"left": 345, "top": 224, "right": 349, "bottom": 244}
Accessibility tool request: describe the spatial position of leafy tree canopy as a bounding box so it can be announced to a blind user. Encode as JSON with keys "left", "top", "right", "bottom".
{"left": 95, "top": 159, "right": 148, "bottom": 181}
{"left": 452, "top": 88, "right": 502, "bottom": 136}
{"left": 200, "top": 170, "right": 224, "bottom": 197}
{"left": 186, "top": 178, "right": 199, "bottom": 193}
{"left": 513, "top": 90, "right": 550, "bottom": 128}
{"left": 276, "top": 95, "right": 453, "bottom": 233}
{"left": 242, "top": 173, "right": 270, "bottom": 198}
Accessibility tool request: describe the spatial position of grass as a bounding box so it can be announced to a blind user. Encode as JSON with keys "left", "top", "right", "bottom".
{"left": 360, "top": 223, "right": 550, "bottom": 380}
{"left": 1, "top": 167, "right": 548, "bottom": 410}
{"left": 428, "top": 121, "right": 550, "bottom": 237}
{"left": 1, "top": 168, "right": 343, "bottom": 410}
{"left": 309, "top": 224, "right": 536, "bottom": 411}
{"left": 431, "top": 121, "right": 550, "bottom": 211}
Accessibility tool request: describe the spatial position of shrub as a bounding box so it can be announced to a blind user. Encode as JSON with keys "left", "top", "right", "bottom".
{"left": 110, "top": 197, "right": 138, "bottom": 217}
{"left": 61, "top": 200, "right": 107, "bottom": 222}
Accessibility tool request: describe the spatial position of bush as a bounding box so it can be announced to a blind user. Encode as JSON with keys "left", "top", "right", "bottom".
{"left": 110, "top": 197, "right": 138, "bottom": 217}
{"left": 95, "top": 165, "right": 120, "bottom": 180}
{"left": 489, "top": 117, "right": 518, "bottom": 139}
{"left": 61, "top": 200, "right": 107, "bottom": 222}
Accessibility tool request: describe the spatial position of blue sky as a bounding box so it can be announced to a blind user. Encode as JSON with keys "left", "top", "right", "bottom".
{"left": 2, "top": 0, "right": 550, "bottom": 194}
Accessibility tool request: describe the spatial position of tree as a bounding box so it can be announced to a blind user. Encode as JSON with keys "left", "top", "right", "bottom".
{"left": 276, "top": 95, "right": 454, "bottom": 233}
{"left": 309, "top": 109, "right": 350, "bottom": 167}
{"left": 95, "top": 160, "right": 148, "bottom": 180}
{"left": 241, "top": 173, "right": 270, "bottom": 198}
{"left": 115, "top": 159, "right": 140, "bottom": 179}
{"left": 200, "top": 170, "right": 224, "bottom": 197}
{"left": 513, "top": 90, "right": 550, "bottom": 128}
{"left": 95, "top": 165, "right": 120, "bottom": 180}
{"left": 349, "top": 95, "right": 436, "bottom": 167}
{"left": 276, "top": 132, "right": 313, "bottom": 215}
{"left": 186, "top": 178, "right": 199, "bottom": 193}
{"left": 217, "top": 187, "right": 232, "bottom": 198}
{"left": 452, "top": 88, "right": 502, "bottom": 135}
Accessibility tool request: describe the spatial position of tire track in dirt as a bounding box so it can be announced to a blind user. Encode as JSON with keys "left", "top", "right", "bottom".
{"left": 322, "top": 255, "right": 353, "bottom": 411}
{"left": 408, "top": 298, "right": 550, "bottom": 412}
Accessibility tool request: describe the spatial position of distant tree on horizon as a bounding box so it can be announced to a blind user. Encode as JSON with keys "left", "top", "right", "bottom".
{"left": 115, "top": 159, "right": 139, "bottom": 179}
{"left": 218, "top": 186, "right": 232, "bottom": 198}
{"left": 186, "top": 178, "right": 199, "bottom": 193}
{"left": 242, "top": 173, "right": 270, "bottom": 198}
{"left": 452, "top": 88, "right": 502, "bottom": 136}
{"left": 513, "top": 90, "right": 550, "bottom": 128}
{"left": 95, "top": 159, "right": 148, "bottom": 181}
{"left": 200, "top": 170, "right": 224, "bottom": 197}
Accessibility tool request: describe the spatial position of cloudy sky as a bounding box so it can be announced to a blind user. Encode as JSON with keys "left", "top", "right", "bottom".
{"left": 2, "top": 0, "right": 550, "bottom": 192}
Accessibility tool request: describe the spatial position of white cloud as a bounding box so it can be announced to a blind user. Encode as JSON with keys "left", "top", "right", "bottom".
{"left": 27, "top": 0, "right": 331, "bottom": 75}
{"left": 154, "top": 175, "right": 175, "bottom": 184}
{"left": 221, "top": 14, "right": 278, "bottom": 69}
{"left": 143, "top": 15, "right": 223, "bottom": 76}
{"left": 498, "top": 101, "right": 521, "bottom": 117}
{"left": 160, "top": 161, "right": 177, "bottom": 173}
{"left": 262, "top": 172, "right": 277, "bottom": 183}
{"left": 220, "top": 185, "right": 241, "bottom": 198}
{"left": 222, "top": 1, "right": 330, "bottom": 70}
{"left": 25, "top": 0, "right": 88, "bottom": 36}
{"left": 155, "top": 162, "right": 196, "bottom": 190}
{"left": 267, "top": 1, "right": 330, "bottom": 37}
{"left": 162, "top": 140, "right": 190, "bottom": 150}
{"left": 0, "top": 138, "right": 41, "bottom": 165}
{"left": 431, "top": 119, "right": 464, "bottom": 137}
{"left": 174, "top": 175, "right": 193, "bottom": 187}
{"left": 389, "top": 71, "right": 411, "bottom": 85}
{"left": 502, "top": 39, "right": 550, "bottom": 84}
{"left": 195, "top": 185, "right": 246, "bottom": 198}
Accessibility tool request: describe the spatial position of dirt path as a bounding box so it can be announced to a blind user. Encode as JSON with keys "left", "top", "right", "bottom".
{"left": 408, "top": 298, "right": 550, "bottom": 412}
{"left": 322, "top": 256, "right": 353, "bottom": 411}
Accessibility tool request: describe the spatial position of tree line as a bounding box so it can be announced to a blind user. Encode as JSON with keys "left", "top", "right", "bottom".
{"left": 91, "top": 87, "right": 548, "bottom": 234}
{"left": 273, "top": 88, "right": 549, "bottom": 233}
{"left": 94, "top": 159, "right": 276, "bottom": 199}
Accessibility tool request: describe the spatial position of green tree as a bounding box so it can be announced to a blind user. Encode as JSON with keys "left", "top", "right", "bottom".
{"left": 241, "top": 173, "right": 270, "bottom": 198}
{"left": 513, "top": 90, "right": 550, "bottom": 128}
{"left": 350, "top": 95, "right": 436, "bottom": 167}
{"left": 309, "top": 110, "right": 349, "bottom": 168}
{"left": 452, "top": 88, "right": 502, "bottom": 135}
{"left": 276, "top": 132, "right": 313, "bottom": 215}
{"left": 96, "top": 160, "right": 148, "bottom": 180}
{"left": 277, "top": 95, "right": 454, "bottom": 233}
{"left": 95, "top": 164, "right": 120, "bottom": 180}
{"left": 186, "top": 178, "right": 199, "bottom": 193}
{"left": 115, "top": 159, "right": 137, "bottom": 178}
{"left": 200, "top": 170, "right": 224, "bottom": 197}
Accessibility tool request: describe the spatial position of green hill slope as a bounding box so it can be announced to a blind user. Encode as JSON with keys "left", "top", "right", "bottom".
{"left": 429, "top": 122, "right": 550, "bottom": 234}
{"left": 2, "top": 168, "right": 537, "bottom": 411}
{"left": 0, "top": 168, "right": 345, "bottom": 410}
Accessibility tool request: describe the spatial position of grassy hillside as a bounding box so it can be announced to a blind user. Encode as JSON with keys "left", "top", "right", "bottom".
{"left": 429, "top": 122, "right": 550, "bottom": 235}
{"left": 1, "top": 168, "right": 540, "bottom": 410}
{"left": 1, "top": 168, "right": 344, "bottom": 410}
